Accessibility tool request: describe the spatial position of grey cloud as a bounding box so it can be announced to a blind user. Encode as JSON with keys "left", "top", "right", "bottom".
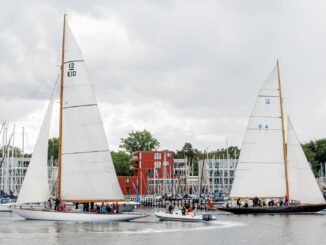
{"left": 1, "top": 0, "right": 326, "bottom": 151}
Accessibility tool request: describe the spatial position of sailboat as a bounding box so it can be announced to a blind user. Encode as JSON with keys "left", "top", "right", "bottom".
{"left": 219, "top": 61, "right": 326, "bottom": 214}
{"left": 12, "top": 15, "right": 147, "bottom": 221}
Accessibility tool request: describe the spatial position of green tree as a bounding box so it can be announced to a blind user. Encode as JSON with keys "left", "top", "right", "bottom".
{"left": 302, "top": 139, "right": 326, "bottom": 175}
{"left": 120, "top": 130, "right": 160, "bottom": 154}
{"left": 175, "top": 143, "right": 203, "bottom": 176}
{"left": 111, "top": 151, "right": 132, "bottom": 176}
{"left": 208, "top": 146, "right": 240, "bottom": 159}
{"left": 48, "top": 137, "right": 59, "bottom": 161}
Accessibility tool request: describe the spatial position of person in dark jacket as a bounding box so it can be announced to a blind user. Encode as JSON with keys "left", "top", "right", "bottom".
{"left": 54, "top": 198, "right": 59, "bottom": 211}
{"left": 237, "top": 198, "right": 241, "bottom": 208}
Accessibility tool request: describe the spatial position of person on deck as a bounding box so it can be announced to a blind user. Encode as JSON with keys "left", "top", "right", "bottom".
{"left": 101, "top": 202, "right": 106, "bottom": 213}
{"left": 106, "top": 204, "right": 111, "bottom": 213}
{"left": 253, "top": 197, "right": 259, "bottom": 207}
{"left": 284, "top": 195, "right": 289, "bottom": 206}
{"left": 279, "top": 199, "right": 284, "bottom": 207}
{"left": 182, "top": 206, "right": 186, "bottom": 215}
{"left": 116, "top": 202, "right": 120, "bottom": 213}
{"left": 188, "top": 205, "right": 193, "bottom": 213}
{"left": 244, "top": 202, "right": 249, "bottom": 208}
{"left": 54, "top": 198, "right": 59, "bottom": 211}
{"left": 168, "top": 205, "right": 174, "bottom": 214}
{"left": 96, "top": 204, "right": 100, "bottom": 213}
{"left": 236, "top": 198, "right": 241, "bottom": 208}
{"left": 48, "top": 198, "right": 52, "bottom": 209}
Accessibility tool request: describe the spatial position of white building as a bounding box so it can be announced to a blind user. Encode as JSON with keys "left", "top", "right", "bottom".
{"left": 0, "top": 157, "right": 57, "bottom": 196}
{"left": 198, "top": 158, "right": 238, "bottom": 196}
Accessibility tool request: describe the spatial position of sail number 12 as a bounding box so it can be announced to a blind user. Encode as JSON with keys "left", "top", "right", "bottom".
{"left": 67, "top": 62, "right": 77, "bottom": 77}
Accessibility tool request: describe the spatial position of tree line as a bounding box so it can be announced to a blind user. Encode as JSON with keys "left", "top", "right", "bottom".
{"left": 43, "top": 131, "right": 326, "bottom": 177}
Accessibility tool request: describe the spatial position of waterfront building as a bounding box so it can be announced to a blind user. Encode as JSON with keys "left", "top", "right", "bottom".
{"left": 0, "top": 157, "right": 58, "bottom": 196}
{"left": 118, "top": 150, "right": 174, "bottom": 197}
{"left": 198, "top": 158, "right": 238, "bottom": 196}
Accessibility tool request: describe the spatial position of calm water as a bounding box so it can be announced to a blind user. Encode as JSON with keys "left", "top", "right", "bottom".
{"left": 0, "top": 209, "right": 325, "bottom": 245}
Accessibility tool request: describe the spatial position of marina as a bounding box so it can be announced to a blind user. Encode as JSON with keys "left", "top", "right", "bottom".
{"left": 1, "top": 1, "right": 326, "bottom": 244}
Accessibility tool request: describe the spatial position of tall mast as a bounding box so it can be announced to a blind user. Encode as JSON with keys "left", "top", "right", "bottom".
{"left": 57, "top": 14, "right": 66, "bottom": 201}
{"left": 277, "top": 60, "right": 289, "bottom": 199}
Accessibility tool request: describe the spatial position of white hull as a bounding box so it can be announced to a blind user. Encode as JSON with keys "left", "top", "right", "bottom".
{"left": 0, "top": 202, "right": 15, "bottom": 212}
{"left": 12, "top": 208, "right": 148, "bottom": 222}
{"left": 155, "top": 211, "right": 204, "bottom": 222}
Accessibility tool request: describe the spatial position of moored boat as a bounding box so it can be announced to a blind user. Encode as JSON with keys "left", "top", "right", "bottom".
{"left": 219, "top": 61, "right": 326, "bottom": 214}
{"left": 0, "top": 202, "right": 15, "bottom": 212}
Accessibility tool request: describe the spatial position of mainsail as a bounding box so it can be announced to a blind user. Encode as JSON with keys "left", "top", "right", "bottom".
{"left": 287, "top": 117, "right": 325, "bottom": 204}
{"left": 16, "top": 93, "right": 55, "bottom": 204}
{"left": 60, "top": 20, "right": 124, "bottom": 201}
{"left": 230, "top": 65, "right": 286, "bottom": 198}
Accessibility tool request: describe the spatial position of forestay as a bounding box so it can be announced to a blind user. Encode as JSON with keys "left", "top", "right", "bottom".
{"left": 230, "top": 66, "right": 286, "bottom": 198}
{"left": 16, "top": 92, "right": 55, "bottom": 204}
{"left": 61, "top": 21, "right": 124, "bottom": 201}
{"left": 287, "top": 117, "right": 325, "bottom": 204}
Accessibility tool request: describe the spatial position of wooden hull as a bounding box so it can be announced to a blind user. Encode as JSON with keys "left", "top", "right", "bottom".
{"left": 218, "top": 204, "right": 326, "bottom": 214}
{"left": 12, "top": 208, "right": 148, "bottom": 222}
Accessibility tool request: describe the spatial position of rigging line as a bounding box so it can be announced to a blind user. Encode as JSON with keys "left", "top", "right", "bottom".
{"left": 250, "top": 115, "right": 281, "bottom": 118}
{"left": 63, "top": 59, "right": 84, "bottom": 64}
{"left": 246, "top": 128, "right": 281, "bottom": 131}
{"left": 0, "top": 122, "right": 5, "bottom": 136}
{"left": 258, "top": 95, "right": 279, "bottom": 98}
{"left": 62, "top": 104, "right": 97, "bottom": 110}
{"left": 62, "top": 149, "right": 110, "bottom": 155}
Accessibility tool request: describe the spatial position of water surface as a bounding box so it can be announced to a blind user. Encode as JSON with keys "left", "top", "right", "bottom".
{"left": 0, "top": 209, "right": 325, "bottom": 244}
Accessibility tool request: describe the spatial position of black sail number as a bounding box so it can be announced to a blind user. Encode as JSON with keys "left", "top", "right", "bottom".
{"left": 67, "top": 62, "right": 76, "bottom": 77}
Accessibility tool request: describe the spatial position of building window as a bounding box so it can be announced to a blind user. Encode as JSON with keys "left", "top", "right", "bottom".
{"left": 154, "top": 161, "right": 161, "bottom": 168}
{"left": 126, "top": 187, "right": 131, "bottom": 195}
{"left": 124, "top": 178, "right": 129, "bottom": 183}
{"left": 167, "top": 152, "right": 172, "bottom": 157}
{"left": 154, "top": 152, "right": 161, "bottom": 160}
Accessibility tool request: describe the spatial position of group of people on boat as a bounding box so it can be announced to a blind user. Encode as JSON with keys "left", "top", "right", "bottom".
{"left": 227, "top": 195, "right": 290, "bottom": 208}
{"left": 167, "top": 204, "right": 193, "bottom": 215}
{"left": 52, "top": 198, "right": 121, "bottom": 213}
{"left": 95, "top": 202, "right": 120, "bottom": 214}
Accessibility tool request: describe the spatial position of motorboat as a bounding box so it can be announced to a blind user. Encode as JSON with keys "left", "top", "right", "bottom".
{"left": 155, "top": 209, "right": 216, "bottom": 222}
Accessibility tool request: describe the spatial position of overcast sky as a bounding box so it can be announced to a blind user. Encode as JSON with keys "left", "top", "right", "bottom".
{"left": 1, "top": 0, "right": 326, "bottom": 152}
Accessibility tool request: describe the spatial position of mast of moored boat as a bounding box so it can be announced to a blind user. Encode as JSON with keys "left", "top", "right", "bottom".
{"left": 57, "top": 14, "right": 66, "bottom": 202}
{"left": 276, "top": 60, "right": 290, "bottom": 200}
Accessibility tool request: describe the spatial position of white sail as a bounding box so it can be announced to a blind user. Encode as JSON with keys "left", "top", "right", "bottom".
{"left": 61, "top": 21, "right": 124, "bottom": 201}
{"left": 16, "top": 94, "right": 55, "bottom": 204}
{"left": 287, "top": 117, "right": 325, "bottom": 204}
{"left": 230, "top": 66, "right": 286, "bottom": 198}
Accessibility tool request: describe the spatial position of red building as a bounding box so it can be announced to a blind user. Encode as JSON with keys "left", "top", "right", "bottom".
{"left": 118, "top": 150, "right": 174, "bottom": 196}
